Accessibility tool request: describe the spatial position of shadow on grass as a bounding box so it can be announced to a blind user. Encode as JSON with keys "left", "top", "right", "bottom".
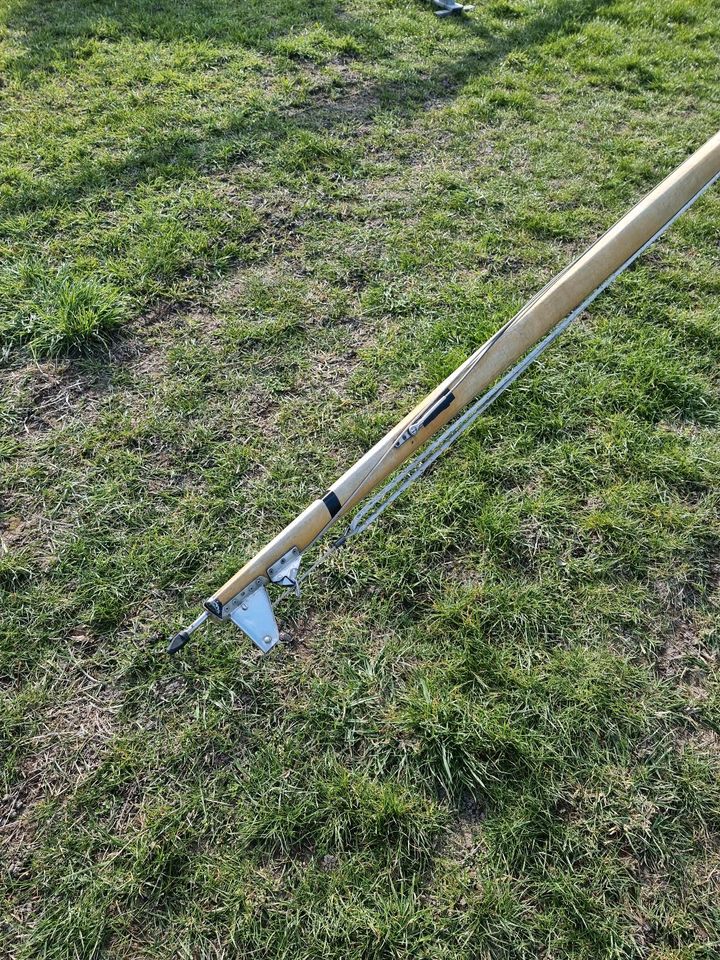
{"left": 1, "top": 0, "right": 607, "bottom": 359}
{"left": 3, "top": 0, "right": 611, "bottom": 207}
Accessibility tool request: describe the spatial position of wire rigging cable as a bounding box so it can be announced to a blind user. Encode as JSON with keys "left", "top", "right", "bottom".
{"left": 167, "top": 130, "right": 720, "bottom": 656}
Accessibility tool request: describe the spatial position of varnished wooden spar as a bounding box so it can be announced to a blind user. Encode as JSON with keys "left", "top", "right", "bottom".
{"left": 168, "top": 131, "right": 720, "bottom": 653}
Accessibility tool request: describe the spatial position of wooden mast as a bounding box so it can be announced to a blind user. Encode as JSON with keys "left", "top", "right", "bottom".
{"left": 167, "top": 131, "right": 720, "bottom": 653}
{"left": 208, "top": 131, "right": 720, "bottom": 615}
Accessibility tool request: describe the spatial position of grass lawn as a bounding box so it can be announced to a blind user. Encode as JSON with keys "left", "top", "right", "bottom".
{"left": 1, "top": 0, "right": 720, "bottom": 956}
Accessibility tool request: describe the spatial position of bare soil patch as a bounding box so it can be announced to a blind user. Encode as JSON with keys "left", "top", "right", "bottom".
{"left": 0, "top": 668, "right": 121, "bottom": 878}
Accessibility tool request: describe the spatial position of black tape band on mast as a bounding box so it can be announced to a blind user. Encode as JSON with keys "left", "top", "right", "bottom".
{"left": 322, "top": 491, "right": 342, "bottom": 518}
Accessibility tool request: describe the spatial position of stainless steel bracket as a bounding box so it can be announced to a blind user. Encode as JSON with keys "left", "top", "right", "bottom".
{"left": 267, "top": 546, "right": 302, "bottom": 593}
{"left": 434, "top": 0, "right": 475, "bottom": 15}
{"left": 223, "top": 576, "right": 267, "bottom": 618}
{"left": 228, "top": 584, "right": 280, "bottom": 654}
{"left": 216, "top": 547, "right": 303, "bottom": 654}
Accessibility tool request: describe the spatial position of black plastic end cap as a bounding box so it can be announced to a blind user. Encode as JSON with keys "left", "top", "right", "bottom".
{"left": 167, "top": 629, "right": 191, "bottom": 654}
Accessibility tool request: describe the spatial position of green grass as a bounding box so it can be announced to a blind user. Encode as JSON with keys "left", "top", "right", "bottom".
{"left": 1, "top": 0, "right": 720, "bottom": 956}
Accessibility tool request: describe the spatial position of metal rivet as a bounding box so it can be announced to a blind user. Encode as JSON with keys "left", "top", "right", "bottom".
{"left": 263, "top": 635, "right": 272, "bottom": 643}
